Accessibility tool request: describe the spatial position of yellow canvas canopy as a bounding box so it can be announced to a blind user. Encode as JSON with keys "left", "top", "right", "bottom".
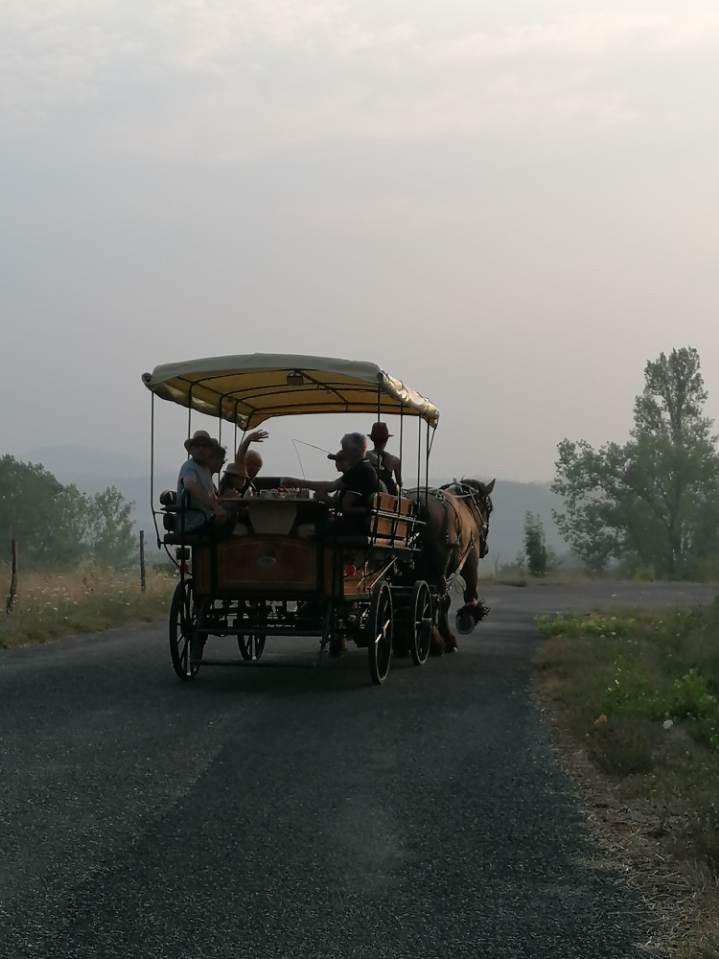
{"left": 142, "top": 354, "right": 440, "bottom": 430}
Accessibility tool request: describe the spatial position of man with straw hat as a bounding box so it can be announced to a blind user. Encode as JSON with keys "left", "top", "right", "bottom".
{"left": 367, "top": 422, "right": 401, "bottom": 496}
{"left": 177, "top": 430, "right": 228, "bottom": 532}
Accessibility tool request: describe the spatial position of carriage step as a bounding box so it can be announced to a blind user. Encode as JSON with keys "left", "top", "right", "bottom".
{"left": 195, "top": 626, "right": 325, "bottom": 637}
{"left": 192, "top": 657, "right": 329, "bottom": 669}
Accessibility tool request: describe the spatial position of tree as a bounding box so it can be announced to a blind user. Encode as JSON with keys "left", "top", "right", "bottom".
{"left": 524, "top": 512, "right": 549, "bottom": 576}
{"left": 552, "top": 347, "right": 719, "bottom": 577}
{"left": 0, "top": 456, "right": 136, "bottom": 570}
{"left": 0, "top": 456, "right": 88, "bottom": 567}
{"left": 87, "top": 486, "right": 136, "bottom": 569}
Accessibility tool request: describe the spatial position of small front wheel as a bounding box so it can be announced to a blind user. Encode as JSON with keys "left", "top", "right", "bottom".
{"left": 367, "top": 582, "right": 394, "bottom": 685}
{"left": 238, "top": 634, "right": 266, "bottom": 661}
{"left": 409, "top": 581, "right": 433, "bottom": 666}
{"left": 169, "top": 579, "right": 200, "bottom": 681}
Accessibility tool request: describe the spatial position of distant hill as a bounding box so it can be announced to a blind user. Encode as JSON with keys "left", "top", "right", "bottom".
{"left": 483, "top": 480, "right": 567, "bottom": 566}
{"left": 20, "top": 446, "right": 568, "bottom": 563}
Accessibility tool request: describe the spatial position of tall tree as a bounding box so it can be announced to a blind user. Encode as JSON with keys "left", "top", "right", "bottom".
{"left": 523, "top": 512, "right": 549, "bottom": 577}
{"left": 0, "top": 456, "right": 88, "bottom": 567}
{"left": 88, "top": 486, "right": 136, "bottom": 569}
{"left": 0, "top": 456, "right": 136, "bottom": 570}
{"left": 553, "top": 348, "right": 719, "bottom": 577}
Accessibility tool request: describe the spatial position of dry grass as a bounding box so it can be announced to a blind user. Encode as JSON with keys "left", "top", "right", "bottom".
{"left": 535, "top": 606, "right": 719, "bottom": 957}
{"left": 0, "top": 565, "right": 174, "bottom": 649}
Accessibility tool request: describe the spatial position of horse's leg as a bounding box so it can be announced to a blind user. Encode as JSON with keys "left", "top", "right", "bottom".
{"left": 460, "top": 548, "right": 490, "bottom": 623}
{"left": 439, "top": 590, "right": 457, "bottom": 652}
{"left": 429, "top": 577, "right": 455, "bottom": 655}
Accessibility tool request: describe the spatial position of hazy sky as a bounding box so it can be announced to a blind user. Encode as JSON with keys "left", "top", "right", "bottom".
{"left": 3, "top": 1, "right": 719, "bottom": 481}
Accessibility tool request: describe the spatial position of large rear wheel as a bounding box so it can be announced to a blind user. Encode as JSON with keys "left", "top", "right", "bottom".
{"left": 367, "top": 582, "right": 394, "bottom": 685}
{"left": 169, "top": 579, "right": 200, "bottom": 681}
{"left": 409, "top": 580, "right": 433, "bottom": 666}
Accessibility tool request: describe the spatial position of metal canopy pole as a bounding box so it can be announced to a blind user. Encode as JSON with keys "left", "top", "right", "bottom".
{"left": 374, "top": 381, "right": 382, "bottom": 488}
{"left": 186, "top": 383, "right": 194, "bottom": 458}
{"left": 417, "top": 416, "right": 421, "bottom": 494}
{"left": 425, "top": 420, "right": 430, "bottom": 510}
{"left": 150, "top": 393, "right": 161, "bottom": 548}
{"left": 398, "top": 404, "right": 404, "bottom": 495}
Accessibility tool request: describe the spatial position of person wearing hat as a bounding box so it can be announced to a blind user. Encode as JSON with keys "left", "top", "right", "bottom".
{"left": 235, "top": 429, "right": 268, "bottom": 483}
{"left": 281, "top": 432, "right": 379, "bottom": 515}
{"left": 177, "top": 430, "right": 228, "bottom": 533}
{"left": 367, "top": 422, "right": 401, "bottom": 496}
{"left": 219, "top": 429, "right": 269, "bottom": 497}
{"left": 218, "top": 460, "right": 248, "bottom": 497}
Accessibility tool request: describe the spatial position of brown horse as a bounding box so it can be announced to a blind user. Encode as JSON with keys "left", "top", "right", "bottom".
{"left": 406, "top": 479, "right": 495, "bottom": 653}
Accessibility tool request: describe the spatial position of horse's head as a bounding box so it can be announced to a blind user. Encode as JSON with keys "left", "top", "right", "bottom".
{"left": 460, "top": 478, "right": 495, "bottom": 557}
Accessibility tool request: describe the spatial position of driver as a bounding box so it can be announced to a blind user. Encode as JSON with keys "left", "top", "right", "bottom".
{"left": 367, "top": 422, "right": 401, "bottom": 495}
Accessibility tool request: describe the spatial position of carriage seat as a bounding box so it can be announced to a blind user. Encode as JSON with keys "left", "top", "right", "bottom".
{"left": 158, "top": 489, "right": 212, "bottom": 544}
{"left": 330, "top": 493, "right": 416, "bottom": 547}
{"left": 162, "top": 532, "right": 211, "bottom": 546}
{"left": 160, "top": 489, "right": 178, "bottom": 509}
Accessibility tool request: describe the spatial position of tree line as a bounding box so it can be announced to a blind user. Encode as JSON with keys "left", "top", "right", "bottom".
{"left": 0, "top": 455, "right": 136, "bottom": 569}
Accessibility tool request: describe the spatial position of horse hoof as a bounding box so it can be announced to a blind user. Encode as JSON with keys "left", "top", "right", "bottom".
{"left": 329, "top": 638, "right": 347, "bottom": 658}
{"left": 430, "top": 626, "right": 445, "bottom": 656}
{"left": 456, "top": 609, "right": 475, "bottom": 635}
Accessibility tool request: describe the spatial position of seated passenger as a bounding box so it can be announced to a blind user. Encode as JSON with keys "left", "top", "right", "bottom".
{"left": 367, "top": 422, "right": 401, "bottom": 496}
{"left": 282, "top": 432, "right": 379, "bottom": 528}
{"left": 234, "top": 429, "right": 268, "bottom": 484}
{"left": 219, "top": 461, "right": 248, "bottom": 497}
{"left": 219, "top": 429, "right": 267, "bottom": 497}
{"left": 177, "top": 430, "right": 229, "bottom": 533}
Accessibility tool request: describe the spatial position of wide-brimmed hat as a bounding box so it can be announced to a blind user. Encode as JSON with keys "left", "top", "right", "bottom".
{"left": 369, "top": 422, "right": 392, "bottom": 441}
{"left": 184, "top": 429, "right": 219, "bottom": 452}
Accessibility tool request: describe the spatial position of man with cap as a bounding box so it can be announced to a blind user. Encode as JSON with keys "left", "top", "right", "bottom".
{"left": 281, "top": 432, "right": 379, "bottom": 517}
{"left": 367, "top": 422, "right": 401, "bottom": 496}
{"left": 177, "top": 430, "right": 228, "bottom": 533}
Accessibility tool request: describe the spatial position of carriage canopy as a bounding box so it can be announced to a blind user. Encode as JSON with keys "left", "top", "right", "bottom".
{"left": 142, "top": 353, "right": 440, "bottom": 430}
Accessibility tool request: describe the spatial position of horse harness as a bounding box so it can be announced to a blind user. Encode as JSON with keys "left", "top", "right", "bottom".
{"left": 432, "top": 483, "right": 491, "bottom": 564}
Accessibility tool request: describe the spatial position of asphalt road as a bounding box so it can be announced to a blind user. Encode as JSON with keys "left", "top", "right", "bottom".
{"left": 1, "top": 581, "right": 715, "bottom": 959}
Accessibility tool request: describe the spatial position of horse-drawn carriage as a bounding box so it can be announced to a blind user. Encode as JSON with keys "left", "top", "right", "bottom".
{"left": 142, "top": 354, "right": 493, "bottom": 685}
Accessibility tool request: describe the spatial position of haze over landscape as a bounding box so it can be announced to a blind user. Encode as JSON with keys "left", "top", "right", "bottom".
{"left": 3, "top": 1, "right": 719, "bottom": 523}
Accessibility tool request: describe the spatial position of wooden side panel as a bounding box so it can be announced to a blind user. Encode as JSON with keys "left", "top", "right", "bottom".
{"left": 192, "top": 544, "right": 212, "bottom": 595}
{"left": 371, "top": 516, "right": 411, "bottom": 542}
{"left": 372, "top": 493, "right": 413, "bottom": 515}
{"left": 215, "top": 538, "right": 320, "bottom": 591}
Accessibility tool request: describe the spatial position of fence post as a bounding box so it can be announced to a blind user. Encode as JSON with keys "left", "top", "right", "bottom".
{"left": 139, "top": 530, "right": 146, "bottom": 594}
{"left": 6, "top": 539, "right": 18, "bottom": 614}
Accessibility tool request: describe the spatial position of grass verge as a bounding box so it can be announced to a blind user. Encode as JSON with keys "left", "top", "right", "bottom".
{"left": 535, "top": 603, "right": 719, "bottom": 958}
{"left": 0, "top": 567, "right": 174, "bottom": 649}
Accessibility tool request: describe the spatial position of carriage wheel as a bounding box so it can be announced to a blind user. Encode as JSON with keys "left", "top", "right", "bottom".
{"left": 169, "top": 579, "right": 200, "bottom": 681}
{"left": 237, "top": 634, "right": 266, "bottom": 661}
{"left": 367, "top": 582, "right": 394, "bottom": 685}
{"left": 409, "top": 581, "right": 433, "bottom": 666}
